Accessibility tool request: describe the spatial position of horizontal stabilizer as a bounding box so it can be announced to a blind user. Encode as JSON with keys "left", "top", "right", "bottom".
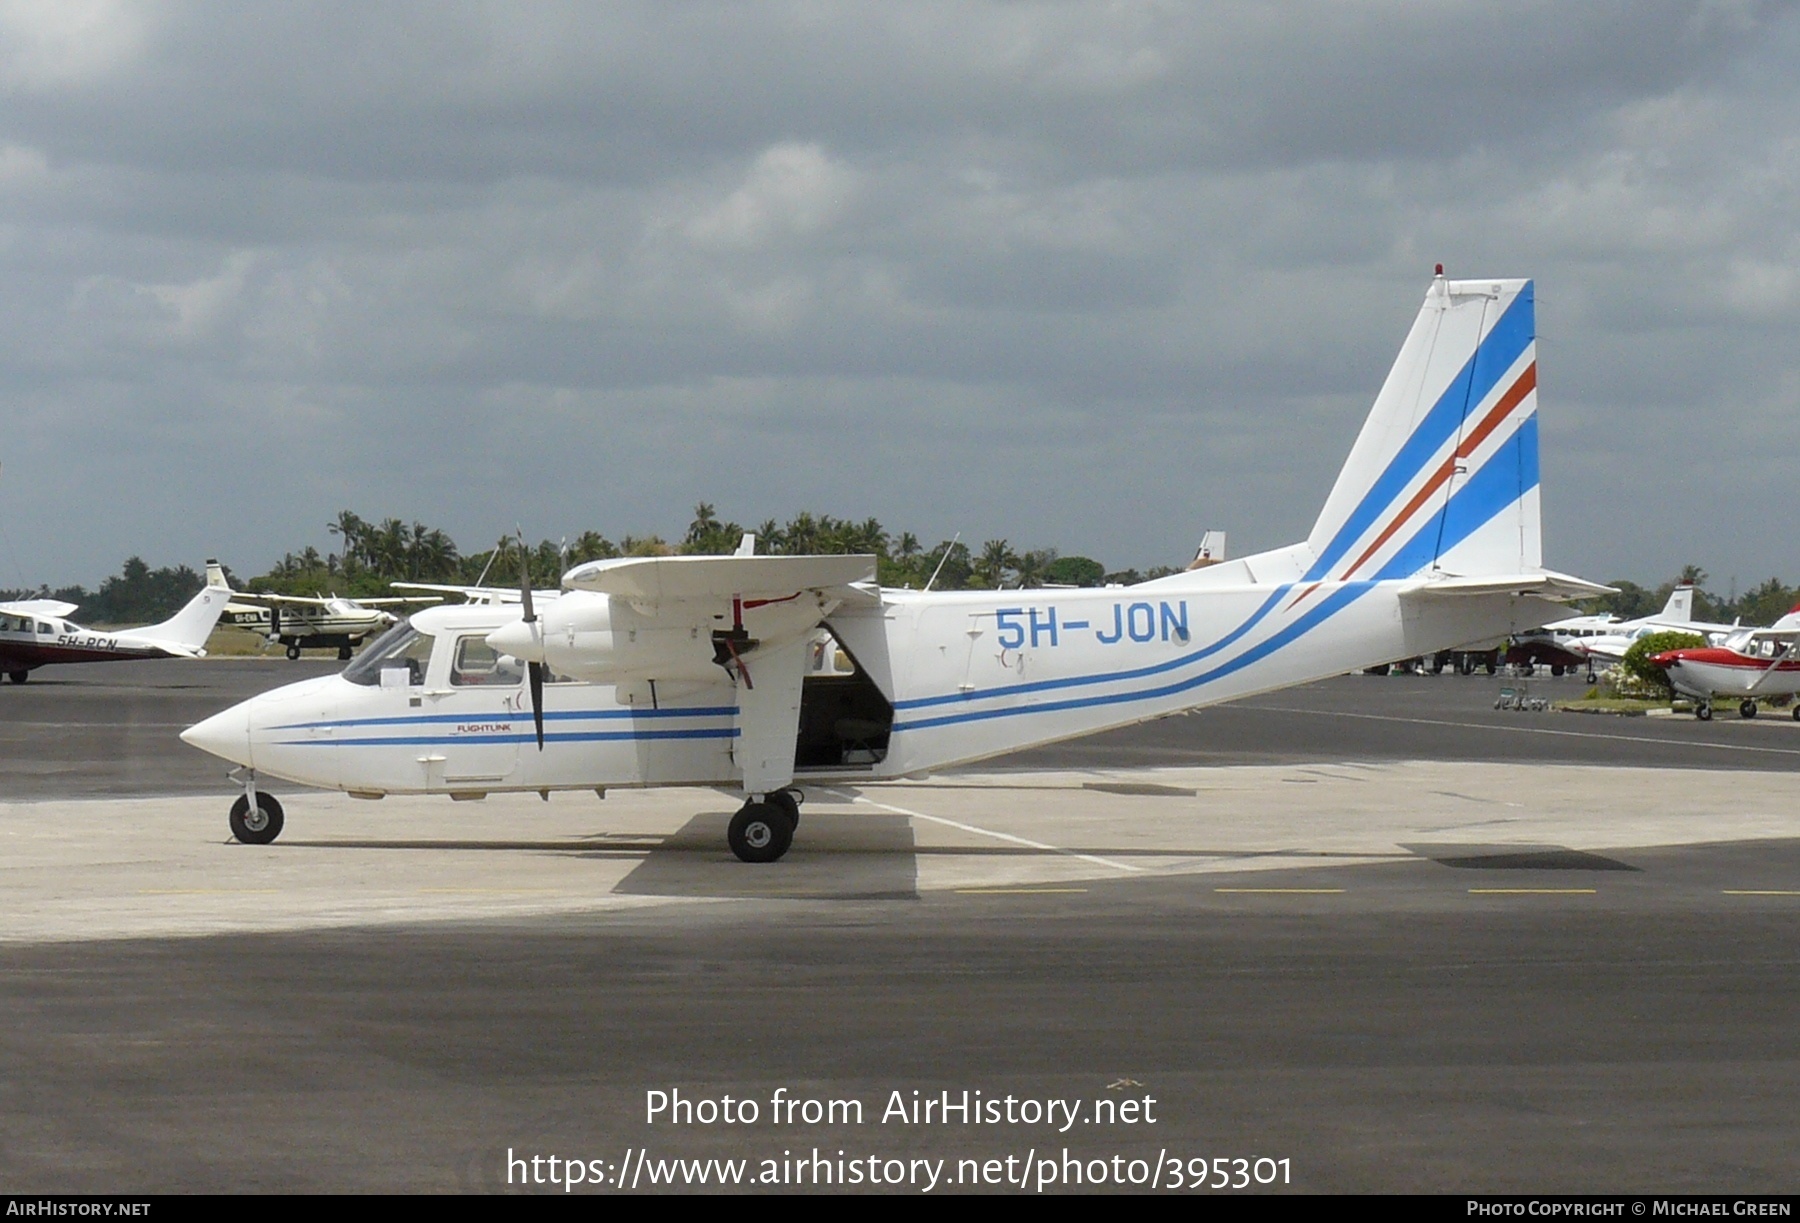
{"left": 563, "top": 553, "right": 876, "bottom": 601}
{"left": 1398, "top": 570, "right": 1614, "bottom": 601}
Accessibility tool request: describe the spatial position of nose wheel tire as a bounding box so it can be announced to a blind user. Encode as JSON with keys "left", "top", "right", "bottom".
{"left": 1740, "top": 700, "right": 1758, "bottom": 719}
{"left": 728, "top": 801, "right": 794, "bottom": 863}
{"left": 229, "top": 793, "right": 286, "bottom": 845}
{"left": 1695, "top": 701, "right": 1713, "bottom": 722}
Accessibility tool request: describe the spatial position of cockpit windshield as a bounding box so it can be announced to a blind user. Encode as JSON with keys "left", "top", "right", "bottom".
{"left": 342, "top": 620, "right": 436, "bottom": 686}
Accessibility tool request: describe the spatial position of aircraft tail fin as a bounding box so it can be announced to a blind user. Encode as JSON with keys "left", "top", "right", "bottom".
{"left": 205, "top": 558, "right": 232, "bottom": 590}
{"left": 1301, "top": 272, "right": 1540, "bottom": 586}
{"left": 144, "top": 576, "right": 234, "bottom": 653}
{"left": 1659, "top": 584, "right": 1695, "bottom": 623}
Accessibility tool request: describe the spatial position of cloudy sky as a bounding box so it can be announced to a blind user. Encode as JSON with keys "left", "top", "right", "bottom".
{"left": 2, "top": 1, "right": 1796, "bottom": 591}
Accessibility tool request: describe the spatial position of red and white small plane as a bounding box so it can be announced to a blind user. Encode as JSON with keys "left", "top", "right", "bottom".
{"left": 1653, "top": 605, "right": 1800, "bottom": 721}
{"left": 0, "top": 562, "right": 234, "bottom": 684}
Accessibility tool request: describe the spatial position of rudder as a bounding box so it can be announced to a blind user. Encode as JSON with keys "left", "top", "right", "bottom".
{"left": 1302, "top": 273, "right": 1540, "bottom": 586}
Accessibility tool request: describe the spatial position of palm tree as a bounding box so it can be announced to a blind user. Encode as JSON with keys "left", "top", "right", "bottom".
{"left": 976, "top": 539, "right": 1018, "bottom": 589}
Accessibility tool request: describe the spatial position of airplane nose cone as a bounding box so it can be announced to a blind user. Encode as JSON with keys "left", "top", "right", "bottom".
{"left": 181, "top": 702, "right": 253, "bottom": 765}
{"left": 486, "top": 620, "right": 542, "bottom": 662}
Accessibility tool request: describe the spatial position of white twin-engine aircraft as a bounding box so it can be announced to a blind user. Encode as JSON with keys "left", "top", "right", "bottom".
{"left": 182, "top": 273, "right": 1606, "bottom": 860}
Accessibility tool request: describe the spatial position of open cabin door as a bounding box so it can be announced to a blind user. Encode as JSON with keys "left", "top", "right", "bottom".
{"left": 794, "top": 628, "right": 893, "bottom": 771}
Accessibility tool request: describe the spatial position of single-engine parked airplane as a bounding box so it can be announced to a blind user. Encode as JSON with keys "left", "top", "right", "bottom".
{"left": 1, "top": 561, "right": 234, "bottom": 683}
{"left": 222, "top": 589, "right": 440, "bottom": 660}
{"left": 1653, "top": 605, "right": 1800, "bottom": 722}
{"left": 183, "top": 272, "right": 1606, "bottom": 859}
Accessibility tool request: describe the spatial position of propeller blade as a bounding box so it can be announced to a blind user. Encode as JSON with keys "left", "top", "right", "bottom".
{"left": 528, "top": 660, "right": 545, "bottom": 750}
{"left": 518, "top": 531, "right": 544, "bottom": 750}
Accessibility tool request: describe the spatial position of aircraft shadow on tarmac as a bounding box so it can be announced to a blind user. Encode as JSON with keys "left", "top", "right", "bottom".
{"left": 613, "top": 810, "right": 920, "bottom": 900}
{"left": 1401, "top": 842, "right": 1641, "bottom": 871}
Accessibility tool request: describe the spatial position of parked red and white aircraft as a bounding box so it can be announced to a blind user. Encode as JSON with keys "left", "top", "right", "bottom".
{"left": 1653, "top": 606, "right": 1800, "bottom": 721}
{"left": 183, "top": 272, "right": 1607, "bottom": 859}
{"left": 0, "top": 562, "right": 234, "bottom": 684}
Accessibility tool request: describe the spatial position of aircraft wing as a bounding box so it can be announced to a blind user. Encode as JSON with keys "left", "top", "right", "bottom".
{"left": 562, "top": 553, "right": 876, "bottom": 602}
{"left": 0, "top": 598, "right": 80, "bottom": 618}
{"left": 338, "top": 596, "right": 439, "bottom": 606}
{"left": 229, "top": 591, "right": 332, "bottom": 606}
{"left": 389, "top": 581, "right": 549, "bottom": 606}
{"left": 1398, "top": 570, "right": 1615, "bottom": 601}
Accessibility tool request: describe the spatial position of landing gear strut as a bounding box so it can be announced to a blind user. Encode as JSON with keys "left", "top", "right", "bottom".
{"left": 727, "top": 797, "right": 795, "bottom": 863}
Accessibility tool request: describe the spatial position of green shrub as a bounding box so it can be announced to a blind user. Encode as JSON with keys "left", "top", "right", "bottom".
{"left": 1622, "top": 630, "right": 1707, "bottom": 698}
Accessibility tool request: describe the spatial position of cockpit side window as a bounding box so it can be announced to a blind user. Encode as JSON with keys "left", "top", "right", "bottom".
{"left": 342, "top": 621, "right": 436, "bottom": 687}
{"left": 450, "top": 635, "right": 522, "bottom": 687}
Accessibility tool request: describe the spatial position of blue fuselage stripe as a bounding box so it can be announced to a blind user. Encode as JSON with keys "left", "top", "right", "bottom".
{"left": 271, "top": 705, "right": 737, "bottom": 731}
{"left": 281, "top": 727, "right": 739, "bottom": 747}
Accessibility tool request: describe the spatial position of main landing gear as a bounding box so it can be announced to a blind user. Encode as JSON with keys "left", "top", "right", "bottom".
{"left": 727, "top": 787, "right": 804, "bottom": 863}
{"left": 1740, "top": 699, "right": 1759, "bottom": 720}
{"left": 285, "top": 644, "right": 302, "bottom": 661}
{"left": 7, "top": 669, "right": 27, "bottom": 684}
{"left": 1695, "top": 701, "right": 1713, "bottom": 722}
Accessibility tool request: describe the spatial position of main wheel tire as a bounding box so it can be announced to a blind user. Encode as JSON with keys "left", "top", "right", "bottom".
{"left": 1458, "top": 657, "right": 1475, "bottom": 676}
{"left": 228, "top": 792, "right": 286, "bottom": 845}
{"left": 1485, "top": 659, "right": 1498, "bottom": 675}
{"left": 338, "top": 645, "right": 352, "bottom": 661}
{"left": 1740, "top": 700, "right": 1758, "bottom": 720}
{"left": 7, "top": 669, "right": 27, "bottom": 684}
{"left": 1585, "top": 672, "right": 1599, "bottom": 685}
{"left": 728, "top": 802, "right": 793, "bottom": 863}
{"left": 1791, "top": 705, "right": 1800, "bottom": 722}
{"left": 285, "top": 644, "right": 301, "bottom": 661}
{"left": 1696, "top": 702, "right": 1713, "bottom": 722}
{"left": 767, "top": 788, "right": 801, "bottom": 829}
{"left": 1550, "top": 664, "right": 1565, "bottom": 677}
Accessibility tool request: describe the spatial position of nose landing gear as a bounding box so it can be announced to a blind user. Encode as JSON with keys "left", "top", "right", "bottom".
{"left": 225, "top": 768, "right": 285, "bottom": 844}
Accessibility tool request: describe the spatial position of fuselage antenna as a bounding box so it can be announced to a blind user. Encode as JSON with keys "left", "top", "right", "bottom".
{"left": 923, "top": 532, "right": 962, "bottom": 592}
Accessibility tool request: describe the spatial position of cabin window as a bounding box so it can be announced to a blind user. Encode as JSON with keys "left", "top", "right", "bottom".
{"left": 451, "top": 635, "right": 522, "bottom": 687}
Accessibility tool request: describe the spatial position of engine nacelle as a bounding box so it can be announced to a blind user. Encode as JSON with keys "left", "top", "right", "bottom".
{"left": 486, "top": 588, "right": 837, "bottom": 686}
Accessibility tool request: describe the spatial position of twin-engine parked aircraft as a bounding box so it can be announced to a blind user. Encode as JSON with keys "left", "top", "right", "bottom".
{"left": 1, "top": 562, "right": 234, "bottom": 684}
{"left": 183, "top": 272, "right": 1606, "bottom": 859}
{"left": 223, "top": 589, "right": 440, "bottom": 659}
{"left": 1654, "top": 605, "right": 1800, "bottom": 722}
